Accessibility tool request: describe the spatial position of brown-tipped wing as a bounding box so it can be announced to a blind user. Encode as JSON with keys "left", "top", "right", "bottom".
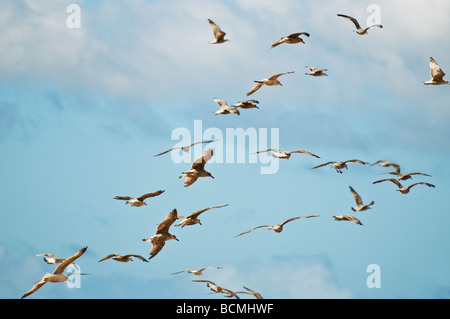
{"left": 268, "top": 71, "right": 295, "bottom": 80}
{"left": 246, "top": 82, "right": 264, "bottom": 96}
{"left": 154, "top": 147, "right": 182, "bottom": 157}
{"left": 186, "top": 204, "right": 229, "bottom": 219}
{"left": 54, "top": 246, "right": 87, "bottom": 274}
{"left": 288, "top": 150, "right": 320, "bottom": 158}
{"left": 234, "top": 225, "right": 271, "bottom": 237}
{"left": 137, "top": 190, "right": 165, "bottom": 201}
{"left": 213, "top": 98, "right": 229, "bottom": 109}
{"left": 334, "top": 214, "right": 363, "bottom": 225}
{"left": 280, "top": 215, "right": 320, "bottom": 226}
{"left": 114, "top": 196, "right": 132, "bottom": 201}
{"left": 430, "top": 57, "right": 446, "bottom": 81}
{"left": 98, "top": 254, "right": 117, "bottom": 262}
{"left": 128, "top": 254, "right": 149, "bottom": 262}
{"left": 149, "top": 242, "right": 165, "bottom": 260}
{"left": 337, "top": 14, "right": 361, "bottom": 29}
{"left": 371, "top": 160, "right": 400, "bottom": 172}
{"left": 191, "top": 139, "right": 218, "bottom": 147}
{"left": 208, "top": 19, "right": 226, "bottom": 42}
{"left": 344, "top": 159, "right": 369, "bottom": 165}
{"left": 312, "top": 161, "right": 334, "bottom": 169}
{"left": 243, "top": 286, "right": 264, "bottom": 299}
{"left": 191, "top": 148, "right": 214, "bottom": 170}
{"left": 156, "top": 209, "right": 178, "bottom": 234}
{"left": 409, "top": 182, "right": 436, "bottom": 189}
{"left": 373, "top": 178, "right": 402, "bottom": 187}
{"left": 271, "top": 37, "right": 286, "bottom": 48}
{"left": 253, "top": 148, "right": 273, "bottom": 154}
{"left": 349, "top": 186, "right": 363, "bottom": 206}
{"left": 288, "top": 32, "right": 310, "bottom": 38}
{"left": 21, "top": 278, "right": 47, "bottom": 299}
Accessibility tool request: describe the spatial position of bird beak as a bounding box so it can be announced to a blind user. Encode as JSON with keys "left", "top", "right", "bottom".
{"left": 210, "top": 175, "right": 215, "bottom": 179}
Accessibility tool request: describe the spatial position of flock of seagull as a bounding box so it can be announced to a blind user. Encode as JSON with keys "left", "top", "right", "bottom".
{"left": 21, "top": 11, "right": 444, "bottom": 300}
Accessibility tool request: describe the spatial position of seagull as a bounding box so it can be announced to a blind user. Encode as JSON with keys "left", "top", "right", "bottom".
{"left": 222, "top": 288, "right": 242, "bottom": 299}
{"left": 231, "top": 100, "right": 259, "bottom": 109}
{"left": 337, "top": 14, "right": 383, "bottom": 35}
{"left": 154, "top": 140, "right": 218, "bottom": 157}
{"left": 114, "top": 190, "right": 165, "bottom": 207}
{"left": 171, "top": 266, "right": 222, "bottom": 276}
{"left": 349, "top": 186, "right": 374, "bottom": 212}
{"left": 424, "top": 57, "right": 449, "bottom": 85}
{"left": 372, "top": 179, "right": 435, "bottom": 194}
{"left": 371, "top": 160, "right": 401, "bottom": 173}
{"left": 98, "top": 254, "right": 148, "bottom": 263}
{"left": 21, "top": 246, "right": 88, "bottom": 299}
{"left": 213, "top": 98, "right": 240, "bottom": 115}
{"left": 381, "top": 171, "right": 431, "bottom": 181}
{"left": 175, "top": 204, "right": 229, "bottom": 227}
{"left": 208, "top": 19, "right": 229, "bottom": 44}
{"left": 246, "top": 71, "right": 295, "bottom": 96}
{"left": 313, "top": 159, "right": 369, "bottom": 173}
{"left": 234, "top": 215, "right": 320, "bottom": 237}
{"left": 271, "top": 32, "right": 310, "bottom": 48}
{"left": 179, "top": 148, "right": 214, "bottom": 187}
{"left": 36, "top": 253, "right": 66, "bottom": 264}
{"left": 192, "top": 279, "right": 225, "bottom": 293}
{"left": 254, "top": 148, "right": 320, "bottom": 159}
{"left": 142, "top": 209, "right": 179, "bottom": 259}
{"left": 333, "top": 214, "right": 363, "bottom": 225}
{"left": 305, "top": 66, "right": 328, "bottom": 77}
{"left": 237, "top": 286, "right": 264, "bottom": 299}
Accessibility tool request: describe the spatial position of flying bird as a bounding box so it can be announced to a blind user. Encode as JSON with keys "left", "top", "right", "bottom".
{"left": 114, "top": 190, "right": 165, "bottom": 207}
{"left": 234, "top": 215, "right": 320, "bottom": 237}
{"left": 208, "top": 19, "right": 229, "bottom": 44}
{"left": 237, "top": 286, "right": 264, "bottom": 299}
{"left": 333, "top": 214, "right": 363, "bottom": 225}
{"left": 231, "top": 100, "right": 259, "bottom": 109}
{"left": 424, "top": 57, "right": 449, "bottom": 85}
{"left": 381, "top": 171, "right": 431, "bottom": 181}
{"left": 371, "top": 160, "right": 401, "bottom": 173}
{"left": 337, "top": 14, "right": 383, "bottom": 35}
{"left": 21, "top": 246, "right": 88, "bottom": 299}
{"left": 271, "top": 32, "right": 310, "bottom": 48}
{"left": 254, "top": 148, "right": 320, "bottom": 159}
{"left": 179, "top": 148, "right": 214, "bottom": 187}
{"left": 313, "top": 159, "right": 369, "bottom": 173}
{"left": 175, "top": 204, "right": 229, "bottom": 227}
{"left": 373, "top": 179, "right": 435, "bottom": 194}
{"left": 142, "top": 209, "right": 179, "bottom": 259}
{"left": 246, "top": 71, "right": 295, "bottom": 96}
{"left": 213, "top": 98, "right": 240, "bottom": 115}
{"left": 192, "top": 279, "right": 225, "bottom": 293}
{"left": 154, "top": 140, "right": 217, "bottom": 157}
{"left": 172, "top": 266, "right": 222, "bottom": 276}
{"left": 35, "top": 253, "right": 66, "bottom": 264}
{"left": 222, "top": 288, "right": 242, "bottom": 299}
{"left": 98, "top": 254, "right": 148, "bottom": 263}
{"left": 305, "top": 66, "right": 328, "bottom": 77}
{"left": 349, "top": 186, "right": 374, "bottom": 212}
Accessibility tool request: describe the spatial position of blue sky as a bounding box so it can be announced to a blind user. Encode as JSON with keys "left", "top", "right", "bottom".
{"left": 1, "top": 0, "right": 449, "bottom": 299}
